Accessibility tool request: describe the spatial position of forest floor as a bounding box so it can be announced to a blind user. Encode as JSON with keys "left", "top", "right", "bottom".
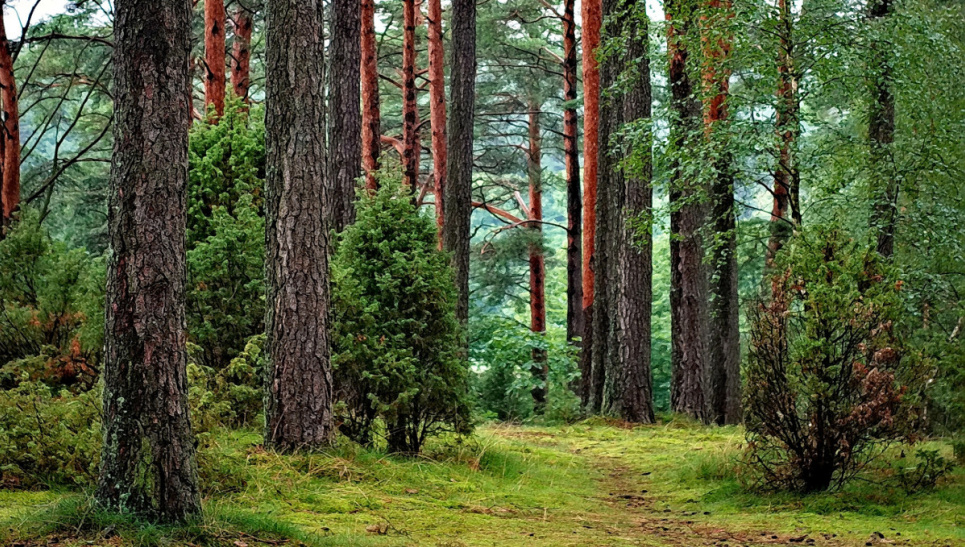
{"left": 2, "top": 420, "right": 964, "bottom": 546}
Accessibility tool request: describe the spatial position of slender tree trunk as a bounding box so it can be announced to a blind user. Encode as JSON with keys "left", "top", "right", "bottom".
{"left": 766, "top": 0, "right": 800, "bottom": 265}
{"left": 562, "top": 0, "right": 583, "bottom": 347}
{"left": 868, "top": 0, "right": 896, "bottom": 258}
{"left": 361, "top": 0, "right": 381, "bottom": 191}
{"left": 580, "top": 0, "right": 602, "bottom": 411}
{"left": 264, "top": 0, "right": 334, "bottom": 450}
{"left": 204, "top": 0, "right": 226, "bottom": 117}
{"left": 702, "top": 0, "right": 740, "bottom": 425}
{"left": 95, "top": 0, "right": 200, "bottom": 522}
{"left": 0, "top": 7, "right": 20, "bottom": 227}
{"left": 230, "top": 6, "right": 252, "bottom": 102}
{"left": 328, "top": 0, "right": 362, "bottom": 232}
{"left": 442, "top": 0, "right": 476, "bottom": 325}
{"left": 527, "top": 102, "right": 548, "bottom": 412}
{"left": 667, "top": 0, "right": 709, "bottom": 423}
{"left": 618, "top": 1, "right": 655, "bottom": 424}
{"left": 402, "top": 0, "right": 420, "bottom": 191}
{"left": 427, "top": 0, "right": 447, "bottom": 246}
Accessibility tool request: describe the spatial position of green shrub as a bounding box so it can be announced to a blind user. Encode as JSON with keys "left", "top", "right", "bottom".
{"left": 894, "top": 448, "right": 956, "bottom": 492}
{"left": 331, "top": 175, "right": 472, "bottom": 454}
{"left": 743, "top": 227, "right": 926, "bottom": 492}
{"left": 187, "top": 334, "right": 266, "bottom": 432}
{"left": 0, "top": 211, "right": 104, "bottom": 390}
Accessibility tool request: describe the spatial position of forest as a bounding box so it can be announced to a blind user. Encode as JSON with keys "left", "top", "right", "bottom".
{"left": 0, "top": 0, "right": 964, "bottom": 544}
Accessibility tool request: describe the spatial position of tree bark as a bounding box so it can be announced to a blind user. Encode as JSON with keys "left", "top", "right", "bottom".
{"left": 230, "top": 6, "right": 252, "bottom": 102}
{"left": 527, "top": 101, "right": 548, "bottom": 412}
{"left": 204, "top": 0, "right": 227, "bottom": 117}
{"left": 580, "top": 0, "right": 602, "bottom": 411}
{"left": 361, "top": 0, "right": 381, "bottom": 191}
{"left": 868, "top": 0, "right": 896, "bottom": 258}
{"left": 562, "top": 0, "right": 583, "bottom": 347}
{"left": 667, "top": 0, "right": 710, "bottom": 423}
{"left": 328, "top": 0, "right": 362, "bottom": 232}
{"left": 443, "top": 0, "right": 476, "bottom": 325}
{"left": 702, "top": 0, "right": 740, "bottom": 425}
{"left": 427, "top": 0, "right": 447, "bottom": 246}
{"left": 617, "top": 2, "right": 655, "bottom": 424}
{"left": 402, "top": 0, "right": 420, "bottom": 191}
{"left": 95, "top": 0, "right": 200, "bottom": 522}
{"left": 264, "top": 0, "right": 334, "bottom": 450}
{"left": 0, "top": 6, "right": 20, "bottom": 227}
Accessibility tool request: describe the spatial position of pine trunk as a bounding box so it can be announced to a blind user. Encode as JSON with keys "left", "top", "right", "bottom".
{"left": 442, "top": 0, "right": 476, "bottom": 325}
{"left": 0, "top": 6, "right": 20, "bottom": 227}
{"left": 562, "top": 0, "right": 583, "bottom": 347}
{"left": 427, "top": 0, "right": 447, "bottom": 246}
{"left": 204, "top": 0, "right": 226, "bottom": 117}
{"left": 580, "top": 0, "right": 602, "bottom": 411}
{"left": 528, "top": 102, "right": 548, "bottom": 412}
{"left": 361, "top": 0, "right": 381, "bottom": 191}
{"left": 402, "top": 0, "right": 420, "bottom": 191}
{"left": 95, "top": 0, "right": 200, "bottom": 522}
{"left": 667, "top": 0, "right": 710, "bottom": 423}
{"left": 230, "top": 7, "right": 252, "bottom": 102}
{"left": 329, "top": 0, "right": 362, "bottom": 231}
{"left": 264, "top": 0, "right": 335, "bottom": 450}
{"left": 868, "top": 0, "right": 896, "bottom": 258}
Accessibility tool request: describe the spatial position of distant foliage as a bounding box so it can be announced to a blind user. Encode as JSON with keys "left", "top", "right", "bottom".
{"left": 0, "top": 212, "right": 104, "bottom": 391}
{"left": 186, "top": 101, "right": 266, "bottom": 369}
{"left": 187, "top": 334, "right": 267, "bottom": 432}
{"left": 743, "top": 228, "right": 925, "bottom": 492}
{"left": 331, "top": 176, "right": 472, "bottom": 454}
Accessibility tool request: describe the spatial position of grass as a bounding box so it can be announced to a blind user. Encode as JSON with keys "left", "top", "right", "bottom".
{"left": 2, "top": 421, "right": 963, "bottom": 546}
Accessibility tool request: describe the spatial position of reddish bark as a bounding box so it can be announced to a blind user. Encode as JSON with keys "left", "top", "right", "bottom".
{"left": 562, "top": 0, "right": 583, "bottom": 346}
{"left": 204, "top": 0, "right": 227, "bottom": 117}
{"left": 402, "top": 0, "right": 420, "bottom": 191}
{"left": 230, "top": 6, "right": 252, "bottom": 102}
{"left": 427, "top": 0, "right": 447, "bottom": 246}
{"left": 527, "top": 102, "right": 547, "bottom": 411}
{"left": 580, "top": 0, "right": 602, "bottom": 408}
{"left": 0, "top": 9, "right": 20, "bottom": 225}
{"left": 361, "top": 0, "right": 381, "bottom": 191}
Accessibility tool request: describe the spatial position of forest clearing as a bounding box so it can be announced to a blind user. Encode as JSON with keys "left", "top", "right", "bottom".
{"left": 2, "top": 422, "right": 963, "bottom": 546}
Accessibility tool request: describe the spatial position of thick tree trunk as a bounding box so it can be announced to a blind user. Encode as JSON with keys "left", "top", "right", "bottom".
{"left": 328, "top": 0, "right": 362, "bottom": 232}
{"left": 868, "top": 0, "right": 896, "bottom": 258}
{"left": 442, "top": 0, "right": 476, "bottom": 325}
{"left": 527, "top": 102, "right": 548, "bottom": 412}
{"left": 402, "top": 0, "right": 420, "bottom": 191}
{"left": 702, "top": 0, "right": 741, "bottom": 425}
{"left": 361, "top": 0, "right": 381, "bottom": 191}
{"left": 580, "top": 0, "right": 602, "bottom": 411}
{"left": 230, "top": 7, "right": 252, "bottom": 102}
{"left": 667, "top": 0, "right": 710, "bottom": 423}
{"left": 264, "top": 0, "right": 334, "bottom": 450}
{"left": 427, "top": 0, "right": 447, "bottom": 246}
{"left": 95, "top": 0, "right": 200, "bottom": 522}
{"left": 204, "top": 0, "right": 226, "bottom": 117}
{"left": 766, "top": 0, "right": 800, "bottom": 264}
{"left": 562, "top": 0, "right": 583, "bottom": 347}
{"left": 0, "top": 7, "right": 20, "bottom": 227}
{"left": 618, "top": 2, "right": 655, "bottom": 424}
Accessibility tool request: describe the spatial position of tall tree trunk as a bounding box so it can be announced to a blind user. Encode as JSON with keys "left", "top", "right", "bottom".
{"left": 402, "top": 0, "right": 420, "bottom": 191}
{"left": 618, "top": 1, "right": 655, "bottom": 424}
{"left": 329, "top": 0, "right": 362, "bottom": 232}
{"left": 868, "top": 0, "right": 896, "bottom": 258}
{"left": 230, "top": 6, "right": 252, "bottom": 102}
{"left": 0, "top": 6, "right": 20, "bottom": 227}
{"left": 264, "top": 0, "right": 334, "bottom": 450}
{"left": 95, "top": 0, "right": 200, "bottom": 522}
{"left": 667, "top": 0, "right": 709, "bottom": 423}
{"left": 361, "top": 0, "right": 381, "bottom": 191}
{"left": 528, "top": 101, "right": 548, "bottom": 412}
{"left": 562, "top": 0, "right": 583, "bottom": 347}
{"left": 442, "top": 0, "right": 476, "bottom": 325}
{"left": 766, "top": 0, "right": 800, "bottom": 264}
{"left": 580, "top": 0, "right": 602, "bottom": 412}
{"left": 427, "top": 0, "right": 447, "bottom": 246}
{"left": 204, "top": 0, "right": 226, "bottom": 117}
{"left": 702, "top": 0, "right": 740, "bottom": 425}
